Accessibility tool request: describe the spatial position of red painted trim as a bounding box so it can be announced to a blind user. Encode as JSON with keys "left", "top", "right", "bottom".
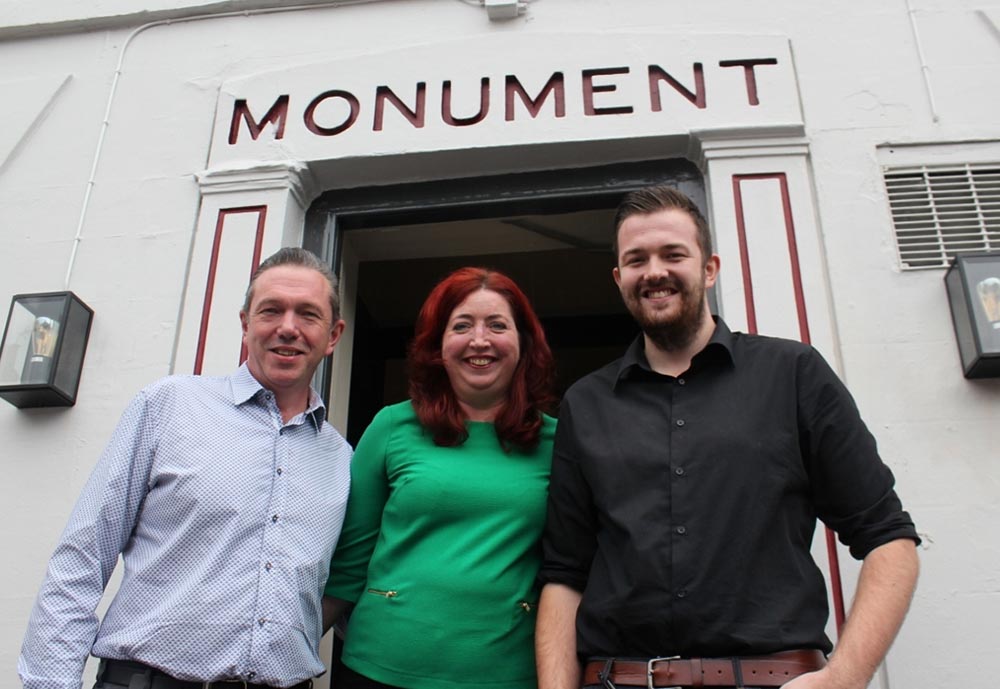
{"left": 194, "top": 205, "right": 268, "bottom": 375}
{"left": 778, "top": 177, "right": 813, "bottom": 346}
{"left": 731, "top": 173, "right": 846, "bottom": 633}
{"left": 734, "top": 173, "right": 812, "bottom": 343}
{"left": 731, "top": 176, "right": 758, "bottom": 334}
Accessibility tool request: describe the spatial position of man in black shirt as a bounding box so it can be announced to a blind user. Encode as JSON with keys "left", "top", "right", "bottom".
{"left": 536, "top": 186, "right": 919, "bottom": 689}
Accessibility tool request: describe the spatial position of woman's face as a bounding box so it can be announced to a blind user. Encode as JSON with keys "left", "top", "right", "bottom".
{"left": 441, "top": 289, "right": 521, "bottom": 420}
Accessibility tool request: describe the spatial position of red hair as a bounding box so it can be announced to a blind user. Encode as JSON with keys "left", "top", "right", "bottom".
{"left": 408, "top": 267, "right": 555, "bottom": 450}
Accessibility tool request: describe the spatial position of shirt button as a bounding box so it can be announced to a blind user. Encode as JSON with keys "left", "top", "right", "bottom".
{"left": 674, "top": 467, "right": 685, "bottom": 476}
{"left": 677, "top": 378, "right": 686, "bottom": 386}
{"left": 676, "top": 589, "right": 687, "bottom": 599}
{"left": 258, "top": 618, "right": 266, "bottom": 626}
{"left": 247, "top": 673, "right": 256, "bottom": 680}
{"left": 676, "top": 526, "right": 687, "bottom": 535}
{"left": 676, "top": 419, "right": 685, "bottom": 427}
{"left": 265, "top": 562, "right": 273, "bottom": 571}
{"left": 271, "top": 514, "right": 279, "bottom": 523}
{"left": 276, "top": 468, "right": 283, "bottom": 475}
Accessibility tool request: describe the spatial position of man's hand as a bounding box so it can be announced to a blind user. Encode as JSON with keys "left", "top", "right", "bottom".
{"left": 782, "top": 538, "right": 919, "bottom": 689}
{"left": 321, "top": 596, "right": 353, "bottom": 635}
{"left": 781, "top": 667, "right": 865, "bottom": 689}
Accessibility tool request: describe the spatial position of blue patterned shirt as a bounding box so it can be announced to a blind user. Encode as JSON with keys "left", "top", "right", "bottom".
{"left": 18, "top": 365, "right": 351, "bottom": 689}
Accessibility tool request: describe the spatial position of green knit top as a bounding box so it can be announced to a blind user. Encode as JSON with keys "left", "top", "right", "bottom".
{"left": 325, "top": 400, "right": 556, "bottom": 689}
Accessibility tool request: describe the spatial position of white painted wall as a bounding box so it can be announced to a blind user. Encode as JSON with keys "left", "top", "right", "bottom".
{"left": 2, "top": 1, "right": 998, "bottom": 687}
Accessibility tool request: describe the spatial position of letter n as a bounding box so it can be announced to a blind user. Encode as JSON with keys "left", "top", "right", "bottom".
{"left": 648, "top": 64, "right": 705, "bottom": 111}
{"left": 374, "top": 84, "right": 427, "bottom": 131}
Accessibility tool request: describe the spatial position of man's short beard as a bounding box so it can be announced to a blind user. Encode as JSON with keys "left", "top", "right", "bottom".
{"left": 625, "top": 278, "right": 708, "bottom": 352}
{"left": 638, "top": 302, "right": 706, "bottom": 352}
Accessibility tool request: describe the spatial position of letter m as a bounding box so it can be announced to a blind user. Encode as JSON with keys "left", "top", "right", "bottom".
{"left": 228, "top": 95, "right": 290, "bottom": 144}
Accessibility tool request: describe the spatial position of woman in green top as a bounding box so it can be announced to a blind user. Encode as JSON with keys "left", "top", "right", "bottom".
{"left": 325, "top": 267, "right": 557, "bottom": 689}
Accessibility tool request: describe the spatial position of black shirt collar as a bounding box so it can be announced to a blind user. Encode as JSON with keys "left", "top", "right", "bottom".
{"left": 614, "top": 316, "right": 736, "bottom": 387}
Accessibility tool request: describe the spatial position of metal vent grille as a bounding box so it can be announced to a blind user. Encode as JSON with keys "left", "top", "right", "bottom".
{"left": 884, "top": 163, "right": 1000, "bottom": 269}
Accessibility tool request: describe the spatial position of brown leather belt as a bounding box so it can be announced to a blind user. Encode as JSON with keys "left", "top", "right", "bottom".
{"left": 583, "top": 649, "right": 826, "bottom": 688}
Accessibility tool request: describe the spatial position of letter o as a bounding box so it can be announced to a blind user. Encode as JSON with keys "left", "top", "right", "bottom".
{"left": 304, "top": 90, "right": 361, "bottom": 136}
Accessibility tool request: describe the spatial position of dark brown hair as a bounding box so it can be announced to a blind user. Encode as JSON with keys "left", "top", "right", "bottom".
{"left": 612, "top": 186, "right": 713, "bottom": 263}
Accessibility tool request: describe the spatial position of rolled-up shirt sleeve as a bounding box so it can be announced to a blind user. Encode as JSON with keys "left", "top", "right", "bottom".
{"left": 796, "top": 347, "right": 920, "bottom": 559}
{"left": 539, "top": 401, "right": 598, "bottom": 591}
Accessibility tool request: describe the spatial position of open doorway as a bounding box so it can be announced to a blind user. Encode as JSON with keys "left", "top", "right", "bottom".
{"left": 304, "top": 159, "right": 706, "bottom": 445}
{"left": 344, "top": 210, "right": 636, "bottom": 444}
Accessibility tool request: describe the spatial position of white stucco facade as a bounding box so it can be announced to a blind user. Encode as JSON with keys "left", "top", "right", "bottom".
{"left": 2, "top": 1, "right": 998, "bottom": 687}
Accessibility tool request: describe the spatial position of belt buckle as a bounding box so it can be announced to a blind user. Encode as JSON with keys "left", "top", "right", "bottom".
{"left": 646, "top": 656, "right": 681, "bottom": 689}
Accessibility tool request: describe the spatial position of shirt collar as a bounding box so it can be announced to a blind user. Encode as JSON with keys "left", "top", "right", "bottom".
{"left": 229, "top": 363, "right": 327, "bottom": 431}
{"left": 613, "top": 316, "right": 736, "bottom": 387}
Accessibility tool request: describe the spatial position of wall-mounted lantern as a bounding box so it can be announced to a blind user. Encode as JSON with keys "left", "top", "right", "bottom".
{"left": 944, "top": 252, "right": 1000, "bottom": 379}
{"left": 0, "top": 292, "right": 94, "bottom": 408}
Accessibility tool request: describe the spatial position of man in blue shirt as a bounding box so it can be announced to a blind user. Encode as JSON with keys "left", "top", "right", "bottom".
{"left": 19, "top": 248, "right": 352, "bottom": 689}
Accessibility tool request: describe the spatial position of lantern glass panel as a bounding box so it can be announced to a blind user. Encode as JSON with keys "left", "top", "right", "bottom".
{"left": 0, "top": 295, "right": 66, "bottom": 386}
{"left": 944, "top": 253, "right": 1000, "bottom": 379}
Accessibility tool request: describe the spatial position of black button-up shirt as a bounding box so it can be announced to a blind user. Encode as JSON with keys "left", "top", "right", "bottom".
{"left": 539, "top": 319, "right": 919, "bottom": 659}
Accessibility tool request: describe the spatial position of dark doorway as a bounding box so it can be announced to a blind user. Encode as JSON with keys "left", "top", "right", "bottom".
{"left": 346, "top": 236, "right": 636, "bottom": 445}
